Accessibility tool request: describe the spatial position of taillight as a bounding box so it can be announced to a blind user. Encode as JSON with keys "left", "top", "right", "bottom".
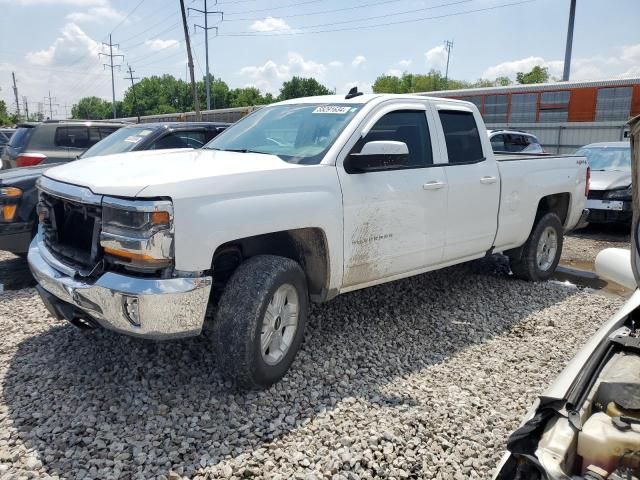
{"left": 16, "top": 153, "right": 46, "bottom": 167}
{"left": 585, "top": 166, "right": 590, "bottom": 197}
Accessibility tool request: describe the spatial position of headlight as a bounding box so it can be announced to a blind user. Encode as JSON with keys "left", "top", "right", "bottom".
{"left": 100, "top": 197, "right": 174, "bottom": 271}
{"left": 0, "top": 186, "right": 21, "bottom": 222}
{"left": 604, "top": 185, "right": 632, "bottom": 200}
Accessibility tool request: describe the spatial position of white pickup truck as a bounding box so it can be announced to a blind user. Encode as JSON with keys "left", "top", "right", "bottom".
{"left": 28, "top": 93, "right": 589, "bottom": 388}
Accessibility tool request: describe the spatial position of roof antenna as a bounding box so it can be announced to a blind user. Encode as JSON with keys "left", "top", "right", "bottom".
{"left": 345, "top": 86, "right": 363, "bottom": 100}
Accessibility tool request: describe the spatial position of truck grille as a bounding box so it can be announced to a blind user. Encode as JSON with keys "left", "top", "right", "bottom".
{"left": 587, "top": 190, "right": 606, "bottom": 200}
{"left": 39, "top": 190, "right": 103, "bottom": 273}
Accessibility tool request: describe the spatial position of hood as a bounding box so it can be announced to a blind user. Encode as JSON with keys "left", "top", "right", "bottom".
{"left": 43, "top": 148, "right": 304, "bottom": 197}
{"left": 0, "top": 163, "right": 60, "bottom": 184}
{"left": 589, "top": 169, "right": 631, "bottom": 191}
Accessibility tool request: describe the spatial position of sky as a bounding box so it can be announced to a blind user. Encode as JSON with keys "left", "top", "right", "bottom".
{"left": 0, "top": 0, "right": 639, "bottom": 118}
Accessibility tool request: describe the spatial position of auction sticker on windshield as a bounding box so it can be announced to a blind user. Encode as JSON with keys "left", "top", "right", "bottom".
{"left": 313, "top": 106, "right": 351, "bottom": 114}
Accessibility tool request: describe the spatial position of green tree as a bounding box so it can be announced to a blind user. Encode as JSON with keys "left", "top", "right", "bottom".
{"left": 227, "top": 87, "right": 273, "bottom": 107}
{"left": 516, "top": 66, "right": 549, "bottom": 84}
{"left": 278, "top": 76, "right": 330, "bottom": 100}
{"left": 0, "top": 100, "right": 11, "bottom": 126}
{"left": 197, "top": 76, "right": 230, "bottom": 110}
{"left": 71, "top": 96, "right": 113, "bottom": 119}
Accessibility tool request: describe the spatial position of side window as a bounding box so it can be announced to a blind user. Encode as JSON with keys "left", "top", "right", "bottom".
{"left": 438, "top": 110, "right": 484, "bottom": 164}
{"left": 360, "top": 110, "right": 432, "bottom": 167}
{"left": 99, "top": 127, "right": 120, "bottom": 139}
{"left": 149, "top": 132, "right": 191, "bottom": 150}
{"left": 89, "top": 127, "right": 101, "bottom": 146}
{"left": 490, "top": 134, "right": 505, "bottom": 151}
{"left": 54, "top": 126, "right": 90, "bottom": 149}
{"left": 176, "top": 130, "right": 207, "bottom": 148}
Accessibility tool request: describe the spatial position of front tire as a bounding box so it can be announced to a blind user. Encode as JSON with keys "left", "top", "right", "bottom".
{"left": 213, "top": 255, "right": 308, "bottom": 389}
{"left": 509, "top": 212, "right": 563, "bottom": 281}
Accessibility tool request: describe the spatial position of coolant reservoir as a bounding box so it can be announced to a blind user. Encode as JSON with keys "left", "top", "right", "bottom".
{"left": 577, "top": 412, "right": 640, "bottom": 475}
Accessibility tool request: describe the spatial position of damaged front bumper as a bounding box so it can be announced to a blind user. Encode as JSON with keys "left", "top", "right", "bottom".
{"left": 28, "top": 237, "right": 212, "bottom": 340}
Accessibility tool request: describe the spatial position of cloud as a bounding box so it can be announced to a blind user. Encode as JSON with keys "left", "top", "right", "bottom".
{"left": 386, "top": 69, "right": 403, "bottom": 77}
{"left": 144, "top": 39, "right": 180, "bottom": 51}
{"left": 239, "top": 52, "right": 327, "bottom": 93}
{"left": 425, "top": 45, "right": 447, "bottom": 70}
{"left": 328, "top": 60, "right": 343, "bottom": 68}
{"left": 25, "top": 23, "right": 102, "bottom": 66}
{"left": 351, "top": 55, "right": 366, "bottom": 68}
{"left": 249, "top": 17, "right": 293, "bottom": 33}
{"left": 481, "top": 45, "right": 640, "bottom": 81}
{"left": 398, "top": 59, "right": 412, "bottom": 68}
{"left": 66, "top": 5, "right": 124, "bottom": 22}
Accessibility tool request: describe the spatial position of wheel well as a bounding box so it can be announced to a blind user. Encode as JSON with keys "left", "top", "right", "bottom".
{"left": 210, "top": 228, "right": 330, "bottom": 303}
{"left": 535, "top": 193, "right": 570, "bottom": 226}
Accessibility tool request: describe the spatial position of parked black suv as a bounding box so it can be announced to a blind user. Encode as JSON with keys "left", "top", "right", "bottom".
{"left": 1, "top": 120, "right": 126, "bottom": 170}
{"left": 0, "top": 121, "right": 230, "bottom": 254}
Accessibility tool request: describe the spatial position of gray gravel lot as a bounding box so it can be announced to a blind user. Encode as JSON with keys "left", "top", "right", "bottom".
{"left": 0, "top": 242, "right": 626, "bottom": 479}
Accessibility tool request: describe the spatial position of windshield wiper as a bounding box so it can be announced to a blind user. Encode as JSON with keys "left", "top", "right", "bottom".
{"left": 207, "top": 147, "right": 269, "bottom": 154}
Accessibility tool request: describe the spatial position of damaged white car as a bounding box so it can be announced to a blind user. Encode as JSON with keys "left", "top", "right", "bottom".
{"left": 495, "top": 116, "right": 640, "bottom": 480}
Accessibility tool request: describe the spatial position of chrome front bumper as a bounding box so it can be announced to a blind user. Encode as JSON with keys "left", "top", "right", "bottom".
{"left": 28, "top": 238, "right": 212, "bottom": 340}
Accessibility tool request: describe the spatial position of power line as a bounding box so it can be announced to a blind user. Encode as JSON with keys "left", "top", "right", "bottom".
{"left": 45, "top": 91, "right": 59, "bottom": 119}
{"left": 124, "top": 64, "right": 141, "bottom": 122}
{"left": 109, "top": 0, "right": 146, "bottom": 35}
{"left": 99, "top": 34, "right": 125, "bottom": 119}
{"left": 11, "top": 72, "right": 20, "bottom": 119}
{"left": 223, "top": 0, "right": 457, "bottom": 22}
{"left": 230, "top": 0, "right": 474, "bottom": 34}
{"left": 444, "top": 40, "right": 454, "bottom": 86}
{"left": 190, "top": 1, "right": 223, "bottom": 110}
{"left": 224, "top": 0, "right": 322, "bottom": 15}
{"left": 218, "top": 0, "right": 536, "bottom": 36}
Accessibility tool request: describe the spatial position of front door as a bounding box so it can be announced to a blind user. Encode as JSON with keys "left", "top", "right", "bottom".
{"left": 337, "top": 106, "right": 447, "bottom": 288}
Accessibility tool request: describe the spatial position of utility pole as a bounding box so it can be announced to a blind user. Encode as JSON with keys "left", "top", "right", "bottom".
{"left": 22, "top": 96, "right": 29, "bottom": 121}
{"left": 11, "top": 72, "right": 20, "bottom": 120}
{"left": 124, "top": 64, "right": 141, "bottom": 123}
{"left": 61, "top": 104, "right": 71, "bottom": 119}
{"left": 44, "top": 91, "right": 59, "bottom": 120}
{"left": 189, "top": 1, "right": 223, "bottom": 111}
{"left": 562, "top": 0, "right": 576, "bottom": 81}
{"left": 180, "top": 0, "right": 201, "bottom": 121}
{"left": 443, "top": 40, "right": 454, "bottom": 89}
{"left": 99, "top": 34, "right": 124, "bottom": 119}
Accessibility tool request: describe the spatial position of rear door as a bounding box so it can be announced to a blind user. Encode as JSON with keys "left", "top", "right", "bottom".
{"left": 337, "top": 102, "right": 448, "bottom": 288}
{"left": 54, "top": 126, "right": 91, "bottom": 160}
{"left": 434, "top": 107, "right": 500, "bottom": 261}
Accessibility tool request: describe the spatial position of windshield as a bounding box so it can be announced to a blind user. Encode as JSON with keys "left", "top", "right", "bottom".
{"left": 205, "top": 103, "right": 362, "bottom": 164}
{"left": 81, "top": 127, "right": 154, "bottom": 158}
{"left": 576, "top": 145, "right": 631, "bottom": 172}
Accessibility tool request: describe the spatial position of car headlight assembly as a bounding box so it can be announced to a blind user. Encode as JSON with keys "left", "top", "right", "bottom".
{"left": 0, "top": 186, "right": 22, "bottom": 222}
{"left": 604, "top": 185, "right": 632, "bottom": 201}
{"left": 100, "top": 197, "right": 174, "bottom": 272}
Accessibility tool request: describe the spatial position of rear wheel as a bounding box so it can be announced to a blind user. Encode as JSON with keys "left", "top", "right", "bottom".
{"left": 213, "top": 255, "right": 308, "bottom": 389}
{"left": 509, "top": 212, "right": 563, "bottom": 281}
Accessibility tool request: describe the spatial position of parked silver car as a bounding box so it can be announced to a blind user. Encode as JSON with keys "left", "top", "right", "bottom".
{"left": 578, "top": 141, "right": 632, "bottom": 224}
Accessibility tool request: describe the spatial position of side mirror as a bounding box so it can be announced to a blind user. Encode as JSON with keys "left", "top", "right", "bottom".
{"left": 345, "top": 140, "right": 409, "bottom": 174}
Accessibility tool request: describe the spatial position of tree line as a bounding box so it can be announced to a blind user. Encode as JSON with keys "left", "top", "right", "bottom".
{"left": 2, "top": 66, "right": 550, "bottom": 124}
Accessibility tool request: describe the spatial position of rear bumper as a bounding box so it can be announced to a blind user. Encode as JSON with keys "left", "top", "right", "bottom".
{"left": 28, "top": 238, "right": 213, "bottom": 340}
{"left": 0, "top": 221, "right": 33, "bottom": 253}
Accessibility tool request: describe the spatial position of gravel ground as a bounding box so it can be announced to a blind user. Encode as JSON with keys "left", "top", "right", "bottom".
{"left": 563, "top": 224, "right": 631, "bottom": 270}
{"left": 0, "top": 252, "right": 624, "bottom": 480}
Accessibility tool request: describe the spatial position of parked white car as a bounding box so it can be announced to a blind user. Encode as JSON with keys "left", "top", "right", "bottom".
{"left": 28, "top": 93, "right": 589, "bottom": 388}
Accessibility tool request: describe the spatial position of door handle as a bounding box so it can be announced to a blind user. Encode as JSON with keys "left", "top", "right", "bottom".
{"left": 480, "top": 176, "right": 498, "bottom": 184}
{"left": 422, "top": 181, "right": 446, "bottom": 190}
